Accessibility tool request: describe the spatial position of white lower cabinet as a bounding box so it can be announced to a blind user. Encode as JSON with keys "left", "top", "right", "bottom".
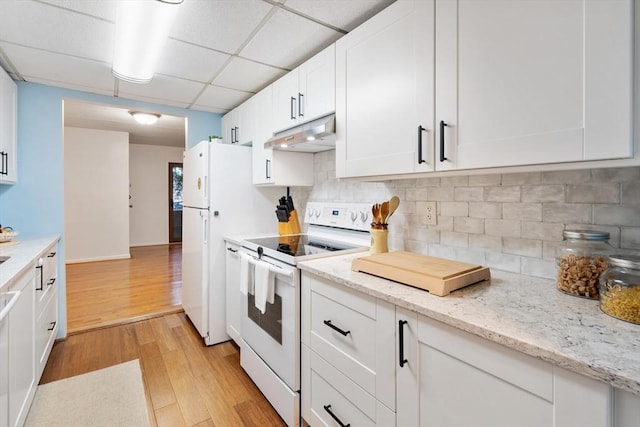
{"left": 8, "top": 270, "right": 35, "bottom": 427}
{"left": 301, "top": 271, "right": 640, "bottom": 427}
{"left": 396, "top": 306, "right": 640, "bottom": 427}
{"left": 301, "top": 272, "right": 396, "bottom": 426}
{"left": 34, "top": 243, "right": 58, "bottom": 380}
{"left": 224, "top": 240, "right": 241, "bottom": 345}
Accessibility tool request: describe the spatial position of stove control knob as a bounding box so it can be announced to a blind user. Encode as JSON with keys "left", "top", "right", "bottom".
{"left": 314, "top": 209, "right": 321, "bottom": 218}
{"left": 350, "top": 211, "right": 357, "bottom": 223}
{"left": 360, "top": 211, "right": 369, "bottom": 223}
{"left": 307, "top": 208, "right": 314, "bottom": 218}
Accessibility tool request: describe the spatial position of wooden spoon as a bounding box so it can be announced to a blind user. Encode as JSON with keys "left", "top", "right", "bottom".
{"left": 380, "top": 201, "right": 389, "bottom": 225}
{"left": 372, "top": 204, "right": 380, "bottom": 226}
{"left": 385, "top": 196, "right": 400, "bottom": 223}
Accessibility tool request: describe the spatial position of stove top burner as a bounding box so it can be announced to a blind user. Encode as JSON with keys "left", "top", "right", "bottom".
{"left": 245, "top": 234, "right": 356, "bottom": 259}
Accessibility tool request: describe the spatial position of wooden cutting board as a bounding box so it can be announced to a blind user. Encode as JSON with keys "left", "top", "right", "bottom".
{"left": 351, "top": 251, "right": 490, "bottom": 296}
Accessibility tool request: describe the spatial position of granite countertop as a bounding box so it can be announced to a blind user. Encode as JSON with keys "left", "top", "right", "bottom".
{"left": 297, "top": 252, "right": 640, "bottom": 397}
{"left": 0, "top": 236, "right": 60, "bottom": 290}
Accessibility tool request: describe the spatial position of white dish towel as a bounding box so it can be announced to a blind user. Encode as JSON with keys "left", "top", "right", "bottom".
{"left": 239, "top": 252, "right": 254, "bottom": 295}
{"left": 254, "top": 259, "right": 275, "bottom": 314}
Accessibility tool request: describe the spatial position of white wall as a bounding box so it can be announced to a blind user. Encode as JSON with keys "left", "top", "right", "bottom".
{"left": 64, "top": 127, "right": 130, "bottom": 263}
{"left": 129, "top": 144, "right": 184, "bottom": 246}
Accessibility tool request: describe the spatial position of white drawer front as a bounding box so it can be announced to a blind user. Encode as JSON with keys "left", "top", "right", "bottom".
{"left": 302, "top": 272, "right": 396, "bottom": 410}
{"left": 306, "top": 349, "right": 394, "bottom": 427}
{"left": 35, "top": 290, "right": 57, "bottom": 379}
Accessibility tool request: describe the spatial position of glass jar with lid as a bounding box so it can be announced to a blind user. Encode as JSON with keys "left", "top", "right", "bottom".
{"left": 599, "top": 255, "right": 640, "bottom": 324}
{"left": 556, "top": 229, "right": 613, "bottom": 299}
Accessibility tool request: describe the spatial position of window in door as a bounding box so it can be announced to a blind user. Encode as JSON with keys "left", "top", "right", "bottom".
{"left": 169, "top": 162, "right": 183, "bottom": 243}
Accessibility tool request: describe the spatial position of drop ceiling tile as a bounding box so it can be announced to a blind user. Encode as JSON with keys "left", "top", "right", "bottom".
{"left": 239, "top": 7, "right": 341, "bottom": 69}
{"left": 117, "top": 92, "right": 190, "bottom": 110}
{"left": 169, "top": 0, "right": 274, "bottom": 54}
{"left": 0, "top": 0, "right": 114, "bottom": 62}
{"left": 157, "top": 38, "right": 231, "bottom": 83}
{"left": 283, "top": 0, "right": 395, "bottom": 32}
{"left": 213, "top": 57, "right": 285, "bottom": 93}
{"left": 195, "top": 85, "right": 252, "bottom": 111}
{"left": 119, "top": 74, "right": 206, "bottom": 106}
{"left": 0, "top": 42, "right": 114, "bottom": 93}
{"left": 37, "top": 0, "right": 117, "bottom": 21}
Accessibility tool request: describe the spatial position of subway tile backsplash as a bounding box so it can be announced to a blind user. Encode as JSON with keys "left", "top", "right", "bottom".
{"left": 293, "top": 150, "right": 640, "bottom": 280}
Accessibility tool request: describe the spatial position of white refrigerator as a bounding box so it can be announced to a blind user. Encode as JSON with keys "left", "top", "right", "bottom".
{"left": 182, "top": 141, "right": 281, "bottom": 346}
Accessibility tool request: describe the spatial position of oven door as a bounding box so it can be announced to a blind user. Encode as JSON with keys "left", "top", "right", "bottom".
{"left": 240, "top": 250, "right": 300, "bottom": 391}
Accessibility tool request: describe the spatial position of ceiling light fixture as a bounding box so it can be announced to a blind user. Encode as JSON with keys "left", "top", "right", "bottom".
{"left": 130, "top": 111, "right": 161, "bottom": 125}
{"left": 112, "top": 0, "right": 183, "bottom": 84}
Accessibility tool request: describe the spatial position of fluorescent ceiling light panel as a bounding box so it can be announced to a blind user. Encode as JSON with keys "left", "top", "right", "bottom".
{"left": 112, "top": 0, "right": 183, "bottom": 84}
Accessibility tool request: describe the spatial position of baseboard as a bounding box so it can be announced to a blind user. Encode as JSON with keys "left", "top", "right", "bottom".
{"left": 66, "top": 253, "right": 131, "bottom": 264}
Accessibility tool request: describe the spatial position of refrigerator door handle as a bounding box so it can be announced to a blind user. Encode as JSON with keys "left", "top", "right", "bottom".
{"left": 202, "top": 211, "right": 208, "bottom": 245}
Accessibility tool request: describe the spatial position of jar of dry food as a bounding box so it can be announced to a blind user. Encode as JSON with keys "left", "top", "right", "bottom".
{"left": 599, "top": 255, "right": 640, "bottom": 324}
{"left": 556, "top": 230, "right": 613, "bottom": 299}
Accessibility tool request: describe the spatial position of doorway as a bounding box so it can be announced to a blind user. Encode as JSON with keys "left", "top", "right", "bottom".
{"left": 169, "top": 162, "right": 183, "bottom": 243}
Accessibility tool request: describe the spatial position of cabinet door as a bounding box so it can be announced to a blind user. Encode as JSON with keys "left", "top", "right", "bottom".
{"left": 0, "top": 69, "right": 17, "bottom": 183}
{"left": 225, "top": 242, "right": 241, "bottom": 345}
{"left": 272, "top": 70, "right": 299, "bottom": 133}
{"left": 222, "top": 108, "right": 238, "bottom": 144}
{"left": 336, "top": 0, "right": 434, "bottom": 178}
{"left": 298, "top": 44, "right": 335, "bottom": 123}
{"left": 9, "top": 271, "right": 35, "bottom": 427}
{"left": 252, "top": 86, "right": 275, "bottom": 185}
{"left": 436, "top": 0, "right": 633, "bottom": 171}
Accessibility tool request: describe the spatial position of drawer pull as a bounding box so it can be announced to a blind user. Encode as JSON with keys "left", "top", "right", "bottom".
{"left": 323, "top": 320, "right": 350, "bottom": 336}
{"left": 48, "top": 321, "right": 57, "bottom": 331}
{"left": 47, "top": 278, "right": 56, "bottom": 286}
{"left": 323, "top": 405, "right": 350, "bottom": 427}
{"left": 47, "top": 252, "right": 56, "bottom": 258}
{"left": 399, "top": 320, "right": 408, "bottom": 368}
{"left": 226, "top": 247, "right": 238, "bottom": 253}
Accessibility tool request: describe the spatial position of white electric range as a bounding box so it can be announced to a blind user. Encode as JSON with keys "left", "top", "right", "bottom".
{"left": 238, "top": 202, "right": 372, "bottom": 426}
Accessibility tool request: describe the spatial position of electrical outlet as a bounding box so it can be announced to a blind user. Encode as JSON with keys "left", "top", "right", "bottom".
{"left": 425, "top": 201, "right": 437, "bottom": 225}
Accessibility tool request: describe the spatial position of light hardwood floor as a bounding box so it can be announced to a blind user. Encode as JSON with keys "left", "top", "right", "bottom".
{"left": 66, "top": 244, "right": 183, "bottom": 333}
{"left": 42, "top": 313, "right": 286, "bottom": 427}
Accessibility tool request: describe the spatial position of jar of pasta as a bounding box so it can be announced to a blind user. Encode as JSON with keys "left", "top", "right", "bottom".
{"left": 556, "top": 230, "right": 613, "bottom": 299}
{"left": 599, "top": 255, "right": 640, "bottom": 324}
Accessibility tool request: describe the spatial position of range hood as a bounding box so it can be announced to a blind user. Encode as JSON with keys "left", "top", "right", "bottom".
{"left": 264, "top": 114, "right": 336, "bottom": 153}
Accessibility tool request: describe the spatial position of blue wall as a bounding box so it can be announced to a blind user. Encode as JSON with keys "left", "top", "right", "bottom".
{"left": 0, "top": 81, "right": 222, "bottom": 337}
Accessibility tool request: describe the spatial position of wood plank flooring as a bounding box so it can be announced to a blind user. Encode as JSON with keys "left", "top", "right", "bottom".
{"left": 66, "top": 245, "right": 183, "bottom": 333}
{"left": 41, "top": 313, "right": 287, "bottom": 427}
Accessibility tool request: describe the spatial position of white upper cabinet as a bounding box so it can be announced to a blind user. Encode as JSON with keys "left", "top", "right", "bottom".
{"left": 436, "top": 0, "right": 633, "bottom": 171}
{"left": 337, "top": 0, "right": 634, "bottom": 178}
{"left": 0, "top": 67, "right": 17, "bottom": 183}
{"left": 336, "top": 0, "right": 434, "bottom": 178}
{"left": 272, "top": 44, "right": 336, "bottom": 133}
{"left": 252, "top": 85, "right": 315, "bottom": 187}
{"left": 222, "top": 98, "right": 256, "bottom": 146}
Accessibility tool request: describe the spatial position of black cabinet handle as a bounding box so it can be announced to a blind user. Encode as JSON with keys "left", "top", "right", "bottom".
{"left": 47, "top": 278, "right": 56, "bottom": 286}
{"left": 323, "top": 320, "right": 350, "bottom": 336}
{"left": 439, "top": 120, "right": 448, "bottom": 162}
{"left": 234, "top": 126, "right": 239, "bottom": 143}
{"left": 298, "top": 92, "right": 304, "bottom": 117}
{"left": 230, "top": 127, "right": 235, "bottom": 144}
{"left": 226, "top": 247, "right": 238, "bottom": 253}
{"left": 290, "top": 97, "right": 297, "bottom": 120}
{"left": 0, "top": 152, "right": 7, "bottom": 176}
{"left": 323, "top": 405, "right": 350, "bottom": 427}
{"left": 35, "top": 265, "right": 44, "bottom": 291}
{"left": 399, "top": 320, "right": 408, "bottom": 367}
{"left": 48, "top": 252, "right": 56, "bottom": 258}
{"left": 418, "top": 125, "right": 427, "bottom": 164}
{"left": 48, "top": 321, "right": 56, "bottom": 331}
{"left": 265, "top": 159, "right": 271, "bottom": 180}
